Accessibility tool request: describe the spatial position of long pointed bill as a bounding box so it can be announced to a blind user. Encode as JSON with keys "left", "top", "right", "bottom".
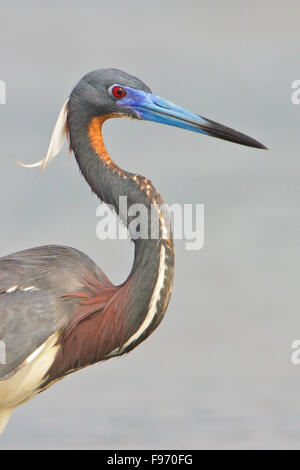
{"left": 119, "top": 88, "right": 267, "bottom": 149}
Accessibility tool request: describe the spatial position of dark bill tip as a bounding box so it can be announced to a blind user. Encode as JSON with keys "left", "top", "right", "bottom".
{"left": 201, "top": 116, "right": 267, "bottom": 150}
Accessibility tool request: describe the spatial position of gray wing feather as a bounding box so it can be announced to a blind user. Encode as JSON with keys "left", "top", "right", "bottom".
{"left": 0, "top": 289, "right": 66, "bottom": 379}
{"left": 0, "top": 245, "right": 109, "bottom": 380}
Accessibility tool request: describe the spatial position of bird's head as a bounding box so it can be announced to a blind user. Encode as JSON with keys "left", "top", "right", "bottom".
{"left": 19, "top": 68, "right": 266, "bottom": 169}
{"left": 70, "top": 68, "right": 266, "bottom": 149}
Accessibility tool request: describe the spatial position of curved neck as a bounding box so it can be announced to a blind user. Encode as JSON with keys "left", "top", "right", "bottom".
{"left": 68, "top": 110, "right": 175, "bottom": 353}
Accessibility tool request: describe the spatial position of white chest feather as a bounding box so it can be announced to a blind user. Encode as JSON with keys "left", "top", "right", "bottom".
{"left": 0, "top": 331, "right": 60, "bottom": 433}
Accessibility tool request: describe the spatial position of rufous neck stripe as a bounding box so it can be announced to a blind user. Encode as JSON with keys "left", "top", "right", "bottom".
{"left": 88, "top": 115, "right": 116, "bottom": 168}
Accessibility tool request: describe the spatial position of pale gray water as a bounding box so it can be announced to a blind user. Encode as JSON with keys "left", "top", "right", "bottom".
{"left": 0, "top": 0, "right": 299, "bottom": 449}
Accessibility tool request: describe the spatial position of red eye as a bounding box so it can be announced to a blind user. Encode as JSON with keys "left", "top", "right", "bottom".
{"left": 111, "top": 85, "right": 126, "bottom": 99}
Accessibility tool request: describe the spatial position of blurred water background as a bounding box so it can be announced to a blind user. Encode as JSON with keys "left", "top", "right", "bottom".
{"left": 0, "top": 0, "right": 299, "bottom": 449}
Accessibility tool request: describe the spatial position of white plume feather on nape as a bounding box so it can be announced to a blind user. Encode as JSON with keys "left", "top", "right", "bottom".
{"left": 17, "top": 99, "right": 69, "bottom": 170}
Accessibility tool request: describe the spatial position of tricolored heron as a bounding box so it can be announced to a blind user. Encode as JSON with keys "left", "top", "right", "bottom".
{"left": 0, "top": 69, "right": 266, "bottom": 434}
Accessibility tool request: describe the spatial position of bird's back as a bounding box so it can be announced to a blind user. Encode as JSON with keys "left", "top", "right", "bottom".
{"left": 0, "top": 245, "right": 113, "bottom": 381}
